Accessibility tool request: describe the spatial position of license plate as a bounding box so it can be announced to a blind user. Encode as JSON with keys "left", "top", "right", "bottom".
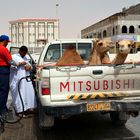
{"left": 87, "top": 102, "right": 111, "bottom": 111}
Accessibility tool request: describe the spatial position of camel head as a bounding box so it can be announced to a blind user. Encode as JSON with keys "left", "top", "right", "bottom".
{"left": 116, "top": 39, "right": 134, "bottom": 54}
{"left": 95, "top": 39, "right": 115, "bottom": 54}
{"left": 88, "top": 39, "right": 115, "bottom": 65}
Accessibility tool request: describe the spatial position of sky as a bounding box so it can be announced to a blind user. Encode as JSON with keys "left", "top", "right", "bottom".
{"left": 0, "top": 0, "right": 140, "bottom": 38}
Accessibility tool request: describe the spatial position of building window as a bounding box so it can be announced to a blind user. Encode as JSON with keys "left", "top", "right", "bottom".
{"left": 103, "top": 30, "right": 107, "bottom": 37}
{"left": 122, "top": 25, "right": 127, "bottom": 33}
{"left": 129, "top": 25, "right": 135, "bottom": 33}
{"left": 116, "top": 26, "right": 118, "bottom": 34}
{"left": 90, "top": 35, "right": 92, "bottom": 38}
{"left": 98, "top": 32, "right": 101, "bottom": 38}
{"left": 113, "top": 28, "right": 115, "bottom": 36}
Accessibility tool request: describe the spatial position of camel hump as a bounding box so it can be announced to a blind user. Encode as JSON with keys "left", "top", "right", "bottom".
{"left": 56, "top": 45, "right": 84, "bottom": 66}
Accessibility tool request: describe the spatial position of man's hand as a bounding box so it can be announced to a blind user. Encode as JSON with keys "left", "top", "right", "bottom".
{"left": 18, "top": 61, "right": 26, "bottom": 66}
{"left": 24, "top": 64, "right": 31, "bottom": 71}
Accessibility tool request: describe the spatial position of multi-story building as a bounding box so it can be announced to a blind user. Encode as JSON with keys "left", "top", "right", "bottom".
{"left": 9, "top": 18, "right": 59, "bottom": 48}
{"left": 123, "top": 3, "right": 140, "bottom": 14}
{"left": 81, "top": 3, "right": 140, "bottom": 47}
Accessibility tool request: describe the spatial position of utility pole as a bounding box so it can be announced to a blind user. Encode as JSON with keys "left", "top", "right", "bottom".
{"left": 56, "top": 3, "right": 59, "bottom": 19}
{"left": 55, "top": 1, "right": 60, "bottom": 38}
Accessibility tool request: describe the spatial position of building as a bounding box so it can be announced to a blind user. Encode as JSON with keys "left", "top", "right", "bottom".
{"left": 9, "top": 18, "right": 59, "bottom": 49}
{"left": 123, "top": 3, "right": 140, "bottom": 14}
{"left": 81, "top": 3, "right": 140, "bottom": 47}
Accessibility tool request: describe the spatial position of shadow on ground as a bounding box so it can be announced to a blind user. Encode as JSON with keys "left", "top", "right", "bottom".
{"left": 34, "top": 112, "right": 139, "bottom": 140}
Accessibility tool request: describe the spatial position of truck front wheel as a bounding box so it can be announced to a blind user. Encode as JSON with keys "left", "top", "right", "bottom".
{"left": 110, "top": 111, "right": 130, "bottom": 126}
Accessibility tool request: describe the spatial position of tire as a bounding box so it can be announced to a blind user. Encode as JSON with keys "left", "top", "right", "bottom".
{"left": 38, "top": 102, "right": 54, "bottom": 129}
{"left": 0, "top": 118, "right": 5, "bottom": 133}
{"left": 110, "top": 111, "right": 130, "bottom": 126}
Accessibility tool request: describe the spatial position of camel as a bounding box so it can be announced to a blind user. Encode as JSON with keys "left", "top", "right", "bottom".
{"left": 56, "top": 45, "right": 84, "bottom": 66}
{"left": 88, "top": 38, "right": 115, "bottom": 65}
{"left": 111, "top": 39, "right": 134, "bottom": 64}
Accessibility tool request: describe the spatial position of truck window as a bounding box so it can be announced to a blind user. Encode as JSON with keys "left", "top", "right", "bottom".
{"left": 44, "top": 42, "right": 92, "bottom": 62}
{"left": 78, "top": 43, "right": 92, "bottom": 60}
{"left": 44, "top": 44, "right": 60, "bottom": 62}
{"left": 62, "top": 43, "right": 76, "bottom": 54}
{"left": 61, "top": 43, "right": 92, "bottom": 61}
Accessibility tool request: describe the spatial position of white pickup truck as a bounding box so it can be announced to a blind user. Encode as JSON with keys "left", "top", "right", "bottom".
{"left": 36, "top": 39, "right": 140, "bottom": 129}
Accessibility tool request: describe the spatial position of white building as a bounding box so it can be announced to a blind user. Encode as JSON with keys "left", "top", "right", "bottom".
{"left": 9, "top": 18, "right": 59, "bottom": 48}
{"left": 81, "top": 13, "right": 140, "bottom": 43}
{"left": 81, "top": 3, "right": 140, "bottom": 48}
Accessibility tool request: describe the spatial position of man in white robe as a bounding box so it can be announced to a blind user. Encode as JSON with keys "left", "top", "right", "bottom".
{"left": 10, "top": 46, "right": 36, "bottom": 115}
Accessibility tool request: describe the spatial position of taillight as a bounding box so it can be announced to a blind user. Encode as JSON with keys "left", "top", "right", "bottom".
{"left": 42, "top": 88, "right": 50, "bottom": 95}
{"left": 41, "top": 78, "right": 50, "bottom": 95}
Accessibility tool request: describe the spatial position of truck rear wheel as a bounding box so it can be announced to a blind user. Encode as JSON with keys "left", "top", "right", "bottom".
{"left": 110, "top": 111, "right": 130, "bottom": 126}
{"left": 38, "top": 103, "right": 54, "bottom": 129}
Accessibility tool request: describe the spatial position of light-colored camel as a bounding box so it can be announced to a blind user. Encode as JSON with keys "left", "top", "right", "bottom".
{"left": 111, "top": 40, "right": 134, "bottom": 64}
{"left": 56, "top": 45, "right": 84, "bottom": 66}
{"left": 88, "top": 39, "right": 115, "bottom": 65}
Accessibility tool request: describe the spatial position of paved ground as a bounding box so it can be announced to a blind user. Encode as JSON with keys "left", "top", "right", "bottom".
{"left": 0, "top": 94, "right": 36, "bottom": 140}
{"left": 0, "top": 115, "right": 36, "bottom": 140}
{"left": 0, "top": 113, "right": 140, "bottom": 140}
{"left": 0, "top": 95, "right": 140, "bottom": 140}
{"left": 127, "top": 115, "right": 140, "bottom": 138}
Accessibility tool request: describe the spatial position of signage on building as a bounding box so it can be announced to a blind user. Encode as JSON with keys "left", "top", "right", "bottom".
{"left": 111, "top": 35, "right": 139, "bottom": 42}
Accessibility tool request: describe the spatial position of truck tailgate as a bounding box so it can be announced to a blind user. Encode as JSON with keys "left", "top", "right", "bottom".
{"left": 49, "top": 64, "right": 140, "bottom": 101}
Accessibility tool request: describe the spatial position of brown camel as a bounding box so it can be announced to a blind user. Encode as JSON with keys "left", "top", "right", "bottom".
{"left": 88, "top": 39, "right": 115, "bottom": 65}
{"left": 111, "top": 39, "right": 134, "bottom": 64}
{"left": 56, "top": 45, "right": 84, "bottom": 66}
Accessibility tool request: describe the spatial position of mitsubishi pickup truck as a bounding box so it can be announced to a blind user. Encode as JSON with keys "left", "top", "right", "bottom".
{"left": 36, "top": 38, "right": 140, "bottom": 129}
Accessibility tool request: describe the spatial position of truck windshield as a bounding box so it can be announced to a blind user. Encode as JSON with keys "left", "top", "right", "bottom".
{"left": 62, "top": 43, "right": 92, "bottom": 60}
{"left": 44, "top": 42, "right": 92, "bottom": 62}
